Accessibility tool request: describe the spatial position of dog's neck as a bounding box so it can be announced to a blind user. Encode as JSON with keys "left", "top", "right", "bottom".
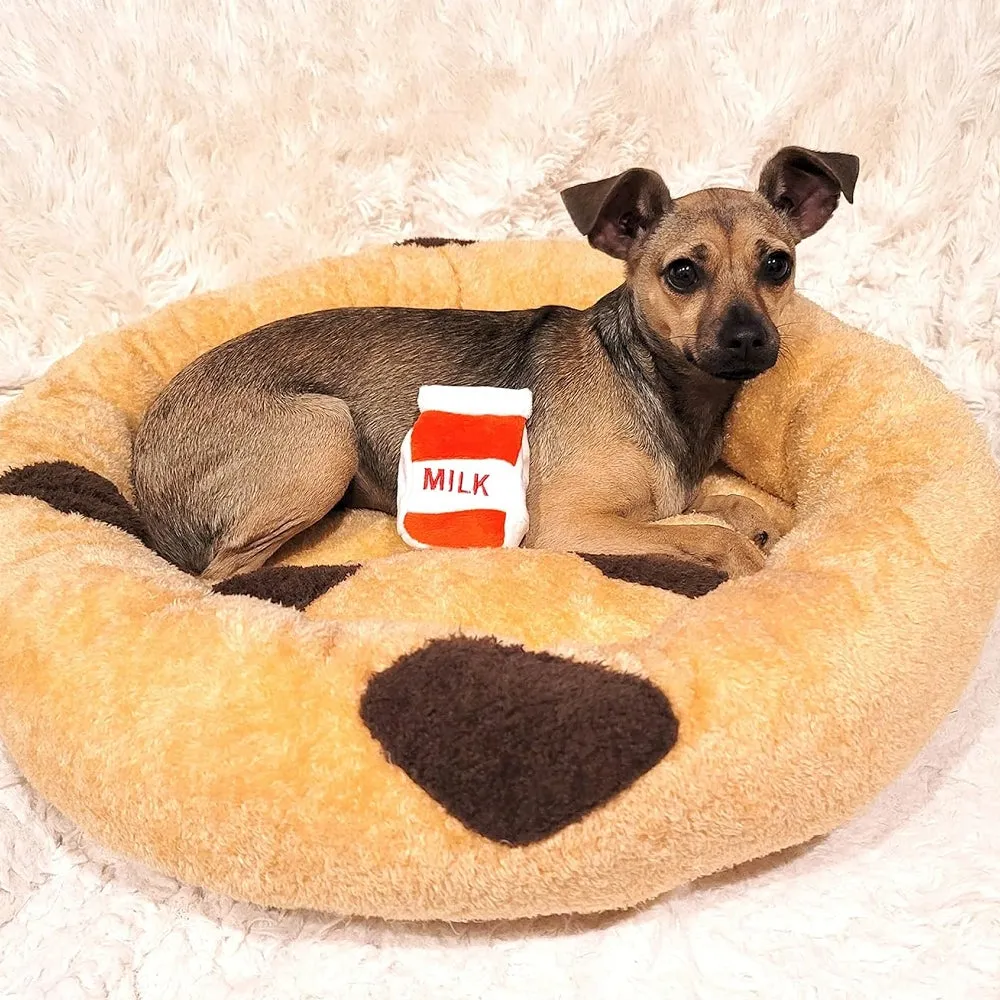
{"left": 588, "top": 284, "right": 740, "bottom": 488}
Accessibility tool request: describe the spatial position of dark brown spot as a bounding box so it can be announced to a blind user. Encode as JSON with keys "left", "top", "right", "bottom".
{"left": 360, "top": 637, "right": 677, "bottom": 845}
{"left": 579, "top": 552, "right": 726, "bottom": 597}
{"left": 689, "top": 242, "right": 710, "bottom": 263}
{"left": 212, "top": 563, "right": 360, "bottom": 609}
{"left": 0, "top": 461, "right": 146, "bottom": 541}
{"left": 395, "top": 238, "right": 477, "bottom": 248}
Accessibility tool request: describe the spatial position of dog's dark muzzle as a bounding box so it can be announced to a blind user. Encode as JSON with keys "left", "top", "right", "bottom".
{"left": 700, "top": 302, "right": 779, "bottom": 381}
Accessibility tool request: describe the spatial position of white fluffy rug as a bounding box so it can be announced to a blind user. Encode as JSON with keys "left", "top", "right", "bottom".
{"left": 2, "top": 1, "right": 999, "bottom": 996}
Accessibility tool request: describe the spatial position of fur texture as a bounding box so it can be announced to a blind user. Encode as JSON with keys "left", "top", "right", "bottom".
{"left": 2, "top": 1, "right": 1000, "bottom": 998}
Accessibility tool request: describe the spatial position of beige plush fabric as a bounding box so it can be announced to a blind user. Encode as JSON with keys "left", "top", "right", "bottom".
{"left": 0, "top": 240, "right": 997, "bottom": 925}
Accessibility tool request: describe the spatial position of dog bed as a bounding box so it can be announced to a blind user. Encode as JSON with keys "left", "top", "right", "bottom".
{"left": 0, "top": 239, "right": 998, "bottom": 922}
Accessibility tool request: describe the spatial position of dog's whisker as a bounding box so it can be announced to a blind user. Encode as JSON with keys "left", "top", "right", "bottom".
{"left": 772, "top": 339, "right": 803, "bottom": 374}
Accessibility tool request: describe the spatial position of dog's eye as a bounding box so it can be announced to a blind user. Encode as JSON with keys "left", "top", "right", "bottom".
{"left": 664, "top": 258, "right": 701, "bottom": 293}
{"left": 761, "top": 250, "right": 792, "bottom": 284}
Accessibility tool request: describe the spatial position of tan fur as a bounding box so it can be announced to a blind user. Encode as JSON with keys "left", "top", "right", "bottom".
{"left": 631, "top": 189, "right": 797, "bottom": 367}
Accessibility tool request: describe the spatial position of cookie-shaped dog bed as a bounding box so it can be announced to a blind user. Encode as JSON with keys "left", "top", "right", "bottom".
{"left": 1, "top": 239, "right": 998, "bottom": 922}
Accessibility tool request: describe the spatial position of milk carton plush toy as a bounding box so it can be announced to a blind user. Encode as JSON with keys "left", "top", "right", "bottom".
{"left": 396, "top": 385, "right": 532, "bottom": 549}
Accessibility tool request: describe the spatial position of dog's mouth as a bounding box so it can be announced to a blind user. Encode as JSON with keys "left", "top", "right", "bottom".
{"left": 682, "top": 347, "right": 778, "bottom": 382}
{"left": 684, "top": 350, "right": 776, "bottom": 382}
{"left": 711, "top": 366, "right": 772, "bottom": 382}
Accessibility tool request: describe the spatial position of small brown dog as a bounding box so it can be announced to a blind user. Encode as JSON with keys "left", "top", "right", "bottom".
{"left": 132, "top": 146, "right": 858, "bottom": 583}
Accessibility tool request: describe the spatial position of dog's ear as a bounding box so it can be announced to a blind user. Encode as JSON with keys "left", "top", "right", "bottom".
{"left": 560, "top": 168, "right": 671, "bottom": 259}
{"left": 758, "top": 146, "right": 860, "bottom": 241}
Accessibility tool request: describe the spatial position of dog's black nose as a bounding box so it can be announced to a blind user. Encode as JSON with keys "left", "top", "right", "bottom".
{"left": 722, "top": 326, "right": 767, "bottom": 362}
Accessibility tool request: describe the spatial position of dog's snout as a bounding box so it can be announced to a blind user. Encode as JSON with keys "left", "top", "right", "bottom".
{"left": 699, "top": 302, "right": 779, "bottom": 381}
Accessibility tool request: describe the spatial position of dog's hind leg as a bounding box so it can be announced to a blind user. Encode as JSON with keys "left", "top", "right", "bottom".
{"left": 198, "top": 394, "right": 359, "bottom": 584}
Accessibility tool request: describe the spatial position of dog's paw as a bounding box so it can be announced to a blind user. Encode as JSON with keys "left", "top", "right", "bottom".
{"left": 690, "top": 494, "right": 780, "bottom": 553}
{"left": 694, "top": 524, "right": 767, "bottom": 579}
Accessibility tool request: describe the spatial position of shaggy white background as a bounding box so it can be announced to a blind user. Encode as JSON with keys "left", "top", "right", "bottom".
{"left": 2, "top": 0, "right": 999, "bottom": 996}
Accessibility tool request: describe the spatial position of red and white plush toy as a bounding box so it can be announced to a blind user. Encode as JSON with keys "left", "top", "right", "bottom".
{"left": 397, "top": 385, "right": 532, "bottom": 549}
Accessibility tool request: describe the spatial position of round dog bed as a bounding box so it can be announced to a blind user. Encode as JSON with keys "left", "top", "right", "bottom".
{"left": 1, "top": 239, "right": 998, "bottom": 922}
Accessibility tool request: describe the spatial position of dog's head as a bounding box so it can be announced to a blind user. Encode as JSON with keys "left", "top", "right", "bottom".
{"left": 561, "top": 147, "right": 859, "bottom": 381}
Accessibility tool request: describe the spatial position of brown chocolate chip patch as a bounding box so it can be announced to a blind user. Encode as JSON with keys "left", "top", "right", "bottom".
{"left": 0, "top": 461, "right": 147, "bottom": 541}
{"left": 360, "top": 637, "right": 677, "bottom": 845}
{"left": 395, "top": 237, "right": 477, "bottom": 248}
{"left": 580, "top": 552, "right": 726, "bottom": 597}
{"left": 212, "top": 563, "right": 360, "bottom": 609}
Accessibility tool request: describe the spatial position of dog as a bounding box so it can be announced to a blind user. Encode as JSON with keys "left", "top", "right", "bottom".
{"left": 132, "top": 145, "right": 858, "bottom": 584}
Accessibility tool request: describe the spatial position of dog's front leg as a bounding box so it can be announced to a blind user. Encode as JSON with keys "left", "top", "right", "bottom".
{"left": 530, "top": 515, "right": 765, "bottom": 579}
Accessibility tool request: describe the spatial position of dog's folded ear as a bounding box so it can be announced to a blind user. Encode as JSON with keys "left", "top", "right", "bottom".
{"left": 758, "top": 146, "right": 860, "bottom": 241}
{"left": 560, "top": 168, "right": 671, "bottom": 260}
